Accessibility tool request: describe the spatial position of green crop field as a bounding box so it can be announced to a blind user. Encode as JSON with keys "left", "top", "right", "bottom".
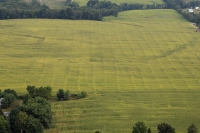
{"left": 0, "top": 9, "right": 200, "bottom": 132}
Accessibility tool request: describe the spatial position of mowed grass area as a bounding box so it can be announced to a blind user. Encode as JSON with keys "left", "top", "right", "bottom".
{"left": 0, "top": 9, "right": 200, "bottom": 132}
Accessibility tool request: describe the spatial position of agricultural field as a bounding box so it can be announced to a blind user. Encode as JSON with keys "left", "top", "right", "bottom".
{"left": 0, "top": 9, "right": 200, "bottom": 132}
{"left": 40, "top": 0, "right": 164, "bottom": 9}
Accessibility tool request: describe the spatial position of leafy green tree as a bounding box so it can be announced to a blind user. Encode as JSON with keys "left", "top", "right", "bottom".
{"left": 26, "top": 86, "right": 35, "bottom": 97}
{"left": 188, "top": 124, "right": 198, "bottom": 133}
{"left": 4, "top": 89, "right": 18, "bottom": 98}
{"left": 14, "top": 111, "right": 28, "bottom": 133}
{"left": 132, "top": 121, "right": 147, "bottom": 133}
{"left": 19, "top": 97, "right": 52, "bottom": 129}
{"left": 157, "top": 123, "right": 175, "bottom": 133}
{"left": 25, "top": 115, "right": 44, "bottom": 133}
{"left": 26, "top": 86, "right": 52, "bottom": 100}
{"left": 0, "top": 116, "right": 8, "bottom": 133}
{"left": 1, "top": 93, "right": 16, "bottom": 108}
{"left": 57, "top": 89, "right": 65, "bottom": 100}
{"left": 9, "top": 108, "right": 20, "bottom": 132}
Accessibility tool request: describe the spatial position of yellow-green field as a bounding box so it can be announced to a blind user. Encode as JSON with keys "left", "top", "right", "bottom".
{"left": 0, "top": 9, "right": 200, "bottom": 132}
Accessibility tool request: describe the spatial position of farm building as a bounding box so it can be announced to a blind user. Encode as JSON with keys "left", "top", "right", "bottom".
{"left": 188, "top": 9, "right": 194, "bottom": 12}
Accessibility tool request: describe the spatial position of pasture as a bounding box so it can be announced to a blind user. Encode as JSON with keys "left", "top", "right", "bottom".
{"left": 0, "top": 9, "right": 200, "bottom": 132}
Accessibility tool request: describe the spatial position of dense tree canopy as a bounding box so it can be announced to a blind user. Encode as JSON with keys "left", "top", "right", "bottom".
{"left": 0, "top": 89, "right": 17, "bottom": 109}
{"left": 26, "top": 86, "right": 52, "bottom": 100}
{"left": 0, "top": 116, "right": 8, "bottom": 133}
{"left": 157, "top": 123, "right": 175, "bottom": 133}
{"left": 19, "top": 97, "right": 52, "bottom": 129}
{"left": 25, "top": 115, "right": 44, "bottom": 133}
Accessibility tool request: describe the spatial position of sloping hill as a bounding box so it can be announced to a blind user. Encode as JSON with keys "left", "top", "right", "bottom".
{"left": 0, "top": 9, "right": 200, "bottom": 132}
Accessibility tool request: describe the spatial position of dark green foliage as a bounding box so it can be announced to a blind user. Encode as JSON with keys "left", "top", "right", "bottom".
{"left": 81, "top": 91, "right": 87, "bottom": 98}
{"left": 132, "top": 121, "right": 147, "bottom": 133}
{"left": 19, "top": 97, "right": 52, "bottom": 129}
{"left": 157, "top": 123, "right": 175, "bottom": 133}
{"left": 65, "top": 90, "right": 71, "bottom": 100}
{"left": 9, "top": 108, "right": 20, "bottom": 132}
{"left": 95, "top": 131, "right": 101, "bottom": 133}
{"left": 148, "top": 128, "right": 151, "bottom": 133}
{"left": 188, "top": 124, "right": 198, "bottom": 133}
{"left": 0, "top": 116, "right": 8, "bottom": 133}
{"left": 0, "top": 108, "right": 3, "bottom": 116}
{"left": 22, "top": 94, "right": 32, "bottom": 104}
{"left": 1, "top": 93, "right": 16, "bottom": 108}
{"left": 14, "top": 111, "right": 28, "bottom": 133}
{"left": 0, "top": 0, "right": 168, "bottom": 21}
{"left": 56, "top": 89, "right": 65, "bottom": 100}
{"left": 25, "top": 115, "right": 44, "bottom": 133}
{"left": 26, "top": 86, "right": 52, "bottom": 100}
{"left": 77, "top": 91, "right": 87, "bottom": 99}
{"left": 77, "top": 93, "right": 82, "bottom": 99}
{"left": 4, "top": 89, "right": 18, "bottom": 98}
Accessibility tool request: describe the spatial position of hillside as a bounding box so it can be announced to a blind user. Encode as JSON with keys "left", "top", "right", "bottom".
{"left": 0, "top": 9, "right": 200, "bottom": 132}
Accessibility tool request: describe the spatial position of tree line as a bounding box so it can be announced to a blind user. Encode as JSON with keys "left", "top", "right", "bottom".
{"left": 0, "top": 0, "right": 166, "bottom": 20}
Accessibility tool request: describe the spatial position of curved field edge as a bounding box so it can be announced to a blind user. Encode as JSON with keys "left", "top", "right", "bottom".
{"left": 0, "top": 9, "right": 199, "bottom": 132}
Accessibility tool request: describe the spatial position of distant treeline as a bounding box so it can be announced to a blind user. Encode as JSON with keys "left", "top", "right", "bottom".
{"left": 0, "top": 0, "right": 200, "bottom": 27}
{"left": 0, "top": 0, "right": 166, "bottom": 20}
{"left": 164, "top": 0, "right": 200, "bottom": 27}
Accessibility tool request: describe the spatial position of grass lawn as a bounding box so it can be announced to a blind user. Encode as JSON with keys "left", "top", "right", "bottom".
{"left": 0, "top": 9, "right": 200, "bottom": 132}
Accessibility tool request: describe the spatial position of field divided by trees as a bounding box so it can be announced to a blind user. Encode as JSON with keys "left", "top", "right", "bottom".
{"left": 0, "top": 9, "right": 200, "bottom": 132}
{"left": 40, "top": 0, "right": 164, "bottom": 8}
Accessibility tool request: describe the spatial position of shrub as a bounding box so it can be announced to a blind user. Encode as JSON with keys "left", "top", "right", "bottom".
{"left": 81, "top": 91, "right": 87, "bottom": 98}
{"left": 65, "top": 90, "right": 71, "bottom": 100}
{"left": 77, "top": 93, "right": 82, "bottom": 99}
{"left": 157, "top": 123, "right": 175, "bottom": 133}
{"left": 188, "top": 124, "right": 198, "bottom": 133}
{"left": 56, "top": 89, "right": 65, "bottom": 100}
